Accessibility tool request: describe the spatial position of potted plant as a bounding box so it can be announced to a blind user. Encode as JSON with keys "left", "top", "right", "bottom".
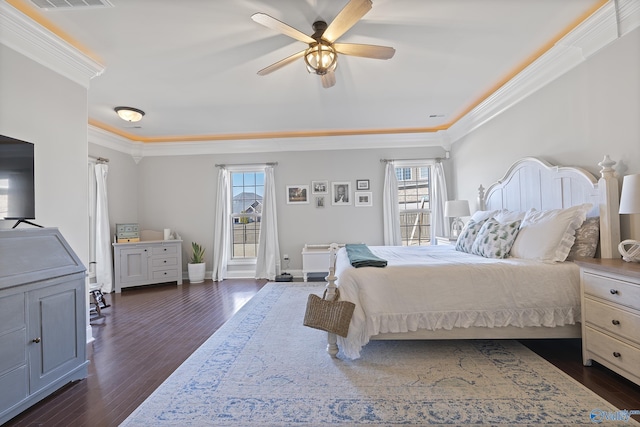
{"left": 187, "top": 242, "right": 206, "bottom": 283}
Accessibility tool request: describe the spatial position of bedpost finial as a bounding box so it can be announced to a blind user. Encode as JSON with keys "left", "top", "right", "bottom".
{"left": 598, "top": 155, "right": 616, "bottom": 178}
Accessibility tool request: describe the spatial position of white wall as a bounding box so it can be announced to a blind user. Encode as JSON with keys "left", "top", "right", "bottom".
{"left": 88, "top": 142, "right": 139, "bottom": 232}
{"left": 0, "top": 45, "right": 90, "bottom": 266}
{"left": 134, "top": 146, "right": 448, "bottom": 274}
{"left": 450, "top": 27, "right": 640, "bottom": 239}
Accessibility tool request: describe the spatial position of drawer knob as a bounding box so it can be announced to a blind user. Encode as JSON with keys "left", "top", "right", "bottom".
{"left": 32, "top": 337, "right": 41, "bottom": 343}
{"left": 164, "top": 260, "right": 167, "bottom": 263}
{"left": 613, "top": 351, "right": 621, "bottom": 358}
{"left": 609, "top": 289, "right": 619, "bottom": 295}
{"left": 612, "top": 319, "right": 621, "bottom": 325}
{"left": 164, "top": 272, "right": 167, "bottom": 275}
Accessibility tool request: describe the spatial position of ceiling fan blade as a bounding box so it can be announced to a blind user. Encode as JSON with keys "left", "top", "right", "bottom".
{"left": 334, "top": 43, "right": 395, "bottom": 59}
{"left": 321, "top": 71, "right": 336, "bottom": 88}
{"left": 323, "top": 0, "right": 372, "bottom": 43}
{"left": 257, "top": 50, "right": 306, "bottom": 76}
{"left": 252, "top": 13, "right": 316, "bottom": 45}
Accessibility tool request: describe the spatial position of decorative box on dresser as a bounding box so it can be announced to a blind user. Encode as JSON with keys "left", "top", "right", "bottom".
{"left": 0, "top": 228, "right": 88, "bottom": 425}
{"left": 113, "top": 239, "right": 183, "bottom": 293}
{"left": 576, "top": 258, "right": 640, "bottom": 387}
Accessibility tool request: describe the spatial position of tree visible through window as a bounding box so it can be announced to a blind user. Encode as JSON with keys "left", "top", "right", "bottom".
{"left": 230, "top": 171, "right": 264, "bottom": 259}
{"left": 397, "top": 165, "right": 431, "bottom": 246}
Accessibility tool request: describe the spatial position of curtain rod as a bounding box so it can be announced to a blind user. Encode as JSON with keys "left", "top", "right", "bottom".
{"left": 215, "top": 162, "right": 278, "bottom": 168}
{"left": 381, "top": 152, "right": 450, "bottom": 164}
{"left": 89, "top": 156, "right": 109, "bottom": 163}
{"left": 380, "top": 157, "right": 442, "bottom": 163}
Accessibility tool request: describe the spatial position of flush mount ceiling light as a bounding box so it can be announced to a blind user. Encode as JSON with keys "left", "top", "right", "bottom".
{"left": 114, "top": 106, "right": 145, "bottom": 122}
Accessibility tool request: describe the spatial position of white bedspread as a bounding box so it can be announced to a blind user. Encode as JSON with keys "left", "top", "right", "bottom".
{"left": 335, "top": 245, "right": 581, "bottom": 359}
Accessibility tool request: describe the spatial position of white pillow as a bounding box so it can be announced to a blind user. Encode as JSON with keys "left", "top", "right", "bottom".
{"left": 510, "top": 204, "right": 592, "bottom": 262}
{"left": 493, "top": 209, "right": 528, "bottom": 224}
{"left": 470, "top": 210, "right": 501, "bottom": 223}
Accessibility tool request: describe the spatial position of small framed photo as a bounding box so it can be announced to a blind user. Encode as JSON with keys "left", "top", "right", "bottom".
{"left": 355, "top": 191, "right": 372, "bottom": 207}
{"left": 356, "top": 179, "right": 370, "bottom": 190}
{"left": 286, "top": 185, "right": 309, "bottom": 204}
{"left": 311, "top": 180, "right": 328, "bottom": 194}
{"left": 332, "top": 182, "right": 351, "bottom": 205}
{"left": 315, "top": 196, "right": 325, "bottom": 208}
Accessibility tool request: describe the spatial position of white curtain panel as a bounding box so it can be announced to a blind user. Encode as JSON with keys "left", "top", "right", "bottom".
{"left": 255, "top": 166, "right": 281, "bottom": 280}
{"left": 212, "top": 168, "right": 230, "bottom": 281}
{"left": 382, "top": 162, "right": 402, "bottom": 246}
{"left": 430, "top": 161, "right": 449, "bottom": 242}
{"left": 94, "top": 163, "right": 113, "bottom": 293}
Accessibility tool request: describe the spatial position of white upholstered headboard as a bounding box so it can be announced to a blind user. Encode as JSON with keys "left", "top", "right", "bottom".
{"left": 477, "top": 156, "right": 621, "bottom": 258}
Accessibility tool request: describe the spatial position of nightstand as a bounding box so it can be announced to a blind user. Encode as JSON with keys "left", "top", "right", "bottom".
{"left": 576, "top": 258, "right": 640, "bottom": 387}
{"left": 435, "top": 236, "right": 457, "bottom": 246}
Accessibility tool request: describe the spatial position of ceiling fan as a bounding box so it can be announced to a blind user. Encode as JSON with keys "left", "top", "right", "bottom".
{"left": 251, "top": 0, "right": 395, "bottom": 88}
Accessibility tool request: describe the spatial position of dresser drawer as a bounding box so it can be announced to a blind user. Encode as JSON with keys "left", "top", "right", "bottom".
{"left": 152, "top": 245, "right": 178, "bottom": 255}
{"left": 584, "top": 298, "right": 640, "bottom": 346}
{"left": 582, "top": 272, "right": 640, "bottom": 310}
{"left": 585, "top": 327, "right": 640, "bottom": 380}
{"left": 151, "top": 269, "right": 179, "bottom": 281}
{"left": 151, "top": 257, "right": 178, "bottom": 268}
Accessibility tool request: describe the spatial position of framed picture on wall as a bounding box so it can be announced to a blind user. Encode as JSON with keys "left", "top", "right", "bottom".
{"left": 286, "top": 185, "right": 309, "bottom": 204}
{"left": 311, "top": 180, "right": 328, "bottom": 194}
{"left": 315, "top": 196, "right": 325, "bottom": 208}
{"left": 355, "top": 191, "right": 372, "bottom": 207}
{"left": 356, "top": 179, "right": 370, "bottom": 190}
{"left": 332, "top": 182, "right": 351, "bottom": 205}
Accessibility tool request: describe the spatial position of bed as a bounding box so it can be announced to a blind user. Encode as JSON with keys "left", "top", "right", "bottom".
{"left": 324, "top": 156, "right": 621, "bottom": 359}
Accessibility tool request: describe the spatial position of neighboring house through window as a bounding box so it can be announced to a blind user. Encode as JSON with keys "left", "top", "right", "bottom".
{"left": 396, "top": 163, "right": 432, "bottom": 246}
{"left": 230, "top": 170, "right": 264, "bottom": 261}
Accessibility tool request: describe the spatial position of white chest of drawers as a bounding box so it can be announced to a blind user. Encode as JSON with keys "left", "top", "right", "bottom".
{"left": 113, "top": 240, "right": 183, "bottom": 292}
{"left": 577, "top": 259, "right": 640, "bottom": 387}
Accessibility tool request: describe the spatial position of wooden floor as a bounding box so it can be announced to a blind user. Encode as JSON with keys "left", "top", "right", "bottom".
{"left": 5, "top": 279, "right": 640, "bottom": 426}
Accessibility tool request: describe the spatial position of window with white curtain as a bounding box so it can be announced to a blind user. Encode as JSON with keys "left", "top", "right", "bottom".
{"left": 229, "top": 170, "right": 264, "bottom": 261}
{"left": 88, "top": 161, "right": 97, "bottom": 277}
{"left": 396, "top": 163, "right": 432, "bottom": 246}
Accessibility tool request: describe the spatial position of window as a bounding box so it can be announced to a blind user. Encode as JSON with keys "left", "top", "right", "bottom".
{"left": 230, "top": 170, "right": 264, "bottom": 260}
{"left": 396, "top": 164, "right": 432, "bottom": 246}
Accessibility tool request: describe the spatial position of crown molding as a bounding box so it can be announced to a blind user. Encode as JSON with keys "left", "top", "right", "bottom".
{"left": 89, "top": 125, "right": 448, "bottom": 158}
{"left": 0, "top": 1, "right": 104, "bottom": 88}
{"left": 448, "top": 0, "right": 639, "bottom": 144}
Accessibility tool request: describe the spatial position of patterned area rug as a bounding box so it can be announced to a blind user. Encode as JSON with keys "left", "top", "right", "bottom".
{"left": 121, "top": 283, "right": 638, "bottom": 426}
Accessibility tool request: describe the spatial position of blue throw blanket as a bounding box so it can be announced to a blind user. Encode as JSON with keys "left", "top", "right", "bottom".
{"left": 345, "top": 244, "right": 387, "bottom": 268}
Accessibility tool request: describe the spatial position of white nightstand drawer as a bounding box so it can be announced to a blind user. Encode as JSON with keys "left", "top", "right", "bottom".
{"left": 584, "top": 298, "right": 640, "bottom": 346}
{"left": 583, "top": 272, "right": 640, "bottom": 310}
{"left": 151, "top": 269, "right": 179, "bottom": 281}
{"left": 585, "top": 327, "right": 640, "bottom": 380}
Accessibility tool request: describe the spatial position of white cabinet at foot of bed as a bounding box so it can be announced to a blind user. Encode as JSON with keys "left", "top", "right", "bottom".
{"left": 577, "top": 259, "right": 640, "bottom": 387}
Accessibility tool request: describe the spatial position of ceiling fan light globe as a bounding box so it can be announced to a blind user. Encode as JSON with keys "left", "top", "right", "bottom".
{"left": 304, "top": 43, "right": 337, "bottom": 76}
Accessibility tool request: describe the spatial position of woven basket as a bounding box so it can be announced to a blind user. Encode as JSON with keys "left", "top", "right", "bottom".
{"left": 303, "top": 289, "right": 355, "bottom": 338}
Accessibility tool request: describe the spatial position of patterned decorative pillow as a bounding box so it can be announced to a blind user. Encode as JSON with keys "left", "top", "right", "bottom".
{"left": 471, "top": 218, "right": 522, "bottom": 259}
{"left": 566, "top": 217, "right": 600, "bottom": 260}
{"left": 455, "top": 218, "right": 488, "bottom": 253}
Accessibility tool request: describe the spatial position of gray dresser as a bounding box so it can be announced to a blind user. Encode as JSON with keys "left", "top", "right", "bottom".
{"left": 0, "top": 228, "right": 88, "bottom": 425}
{"left": 113, "top": 239, "right": 183, "bottom": 292}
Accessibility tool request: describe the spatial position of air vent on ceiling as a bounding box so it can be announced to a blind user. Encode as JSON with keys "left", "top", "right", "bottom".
{"left": 30, "top": 0, "right": 114, "bottom": 10}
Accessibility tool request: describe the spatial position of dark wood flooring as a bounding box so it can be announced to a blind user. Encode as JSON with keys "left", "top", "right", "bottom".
{"left": 5, "top": 279, "right": 640, "bottom": 426}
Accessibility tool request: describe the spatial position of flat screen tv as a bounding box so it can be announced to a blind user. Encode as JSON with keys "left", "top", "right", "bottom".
{"left": 0, "top": 134, "right": 35, "bottom": 225}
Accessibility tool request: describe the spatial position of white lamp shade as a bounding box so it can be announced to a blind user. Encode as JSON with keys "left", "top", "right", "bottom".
{"left": 444, "top": 200, "right": 470, "bottom": 218}
{"left": 619, "top": 174, "right": 640, "bottom": 214}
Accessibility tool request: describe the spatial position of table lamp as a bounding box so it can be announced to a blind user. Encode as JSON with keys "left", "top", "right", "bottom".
{"left": 444, "top": 200, "right": 470, "bottom": 238}
{"left": 618, "top": 173, "right": 640, "bottom": 262}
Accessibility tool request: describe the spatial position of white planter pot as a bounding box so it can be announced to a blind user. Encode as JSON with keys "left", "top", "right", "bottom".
{"left": 188, "top": 263, "right": 206, "bottom": 283}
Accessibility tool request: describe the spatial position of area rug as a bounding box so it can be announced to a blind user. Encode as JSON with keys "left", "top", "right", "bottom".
{"left": 121, "top": 282, "right": 638, "bottom": 426}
